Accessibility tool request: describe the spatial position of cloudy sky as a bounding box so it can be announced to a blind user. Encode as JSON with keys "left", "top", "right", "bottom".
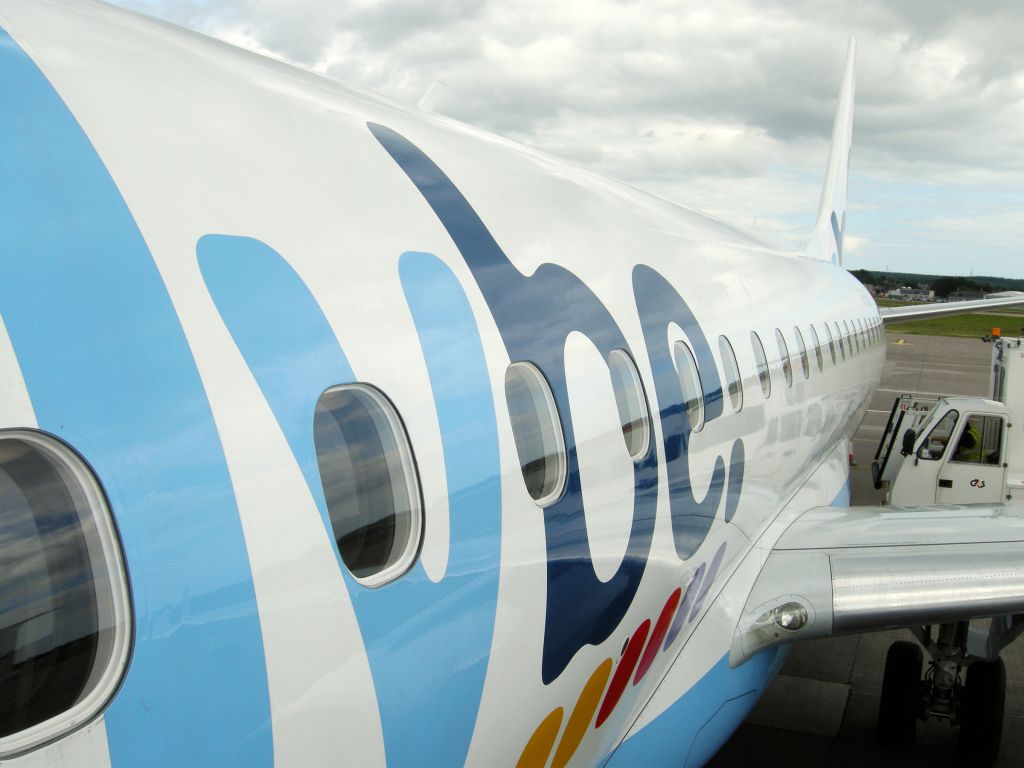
{"left": 112, "top": 0, "right": 1024, "bottom": 279}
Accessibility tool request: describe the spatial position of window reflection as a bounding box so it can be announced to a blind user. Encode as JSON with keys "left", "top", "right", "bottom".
{"left": 314, "top": 385, "right": 422, "bottom": 584}
{"left": 505, "top": 363, "right": 566, "bottom": 504}
{"left": 673, "top": 341, "right": 705, "bottom": 431}
{"left": 608, "top": 350, "right": 650, "bottom": 460}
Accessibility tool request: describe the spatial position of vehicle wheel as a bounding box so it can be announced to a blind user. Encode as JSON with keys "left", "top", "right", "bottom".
{"left": 958, "top": 658, "right": 1006, "bottom": 767}
{"left": 876, "top": 640, "right": 922, "bottom": 749}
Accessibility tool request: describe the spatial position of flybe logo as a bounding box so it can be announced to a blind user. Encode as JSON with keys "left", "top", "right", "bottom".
{"left": 0, "top": 24, "right": 744, "bottom": 765}
{"left": 368, "top": 123, "right": 745, "bottom": 684}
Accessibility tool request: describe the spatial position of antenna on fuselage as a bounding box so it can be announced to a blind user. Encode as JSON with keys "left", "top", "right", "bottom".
{"left": 418, "top": 79, "right": 450, "bottom": 112}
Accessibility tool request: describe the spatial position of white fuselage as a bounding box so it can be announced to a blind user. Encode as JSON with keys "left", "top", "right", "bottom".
{"left": 0, "top": 1, "right": 884, "bottom": 766}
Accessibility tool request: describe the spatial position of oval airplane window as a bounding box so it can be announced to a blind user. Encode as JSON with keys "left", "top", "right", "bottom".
{"left": 673, "top": 341, "right": 705, "bottom": 432}
{"left": 0, "top": 431, "right": 131, "bottom": 757}
{"left": 774, "top": 328, "right": 793, "bottom": 388}
{"left": 823, "top": 322, "right": 837, "bottom": 365}
{"left": 504, "top": 362, "right": 567, "bottom": 505}
{"left": 314, "top": 384, "right": 423, "bottom": 586}
{"left": 844, "top": 319, "right": 857, "bottom": 354}
{"left": 718, "top": 336, "right": 743, "bottom": 412}
{"left": 808, "top": 324, "right": 824, "bottom": 372}
{"left": 793, "top": 326, "right": 810, "bottom": 379}
{"left": 750, "top": 331, "right": 771, "bottom": 398}
{"left": 834, "top": 321, "right": 846, "bottom": 360}
{"left": 608, "top": 349, "right": 650, "bottom": 460}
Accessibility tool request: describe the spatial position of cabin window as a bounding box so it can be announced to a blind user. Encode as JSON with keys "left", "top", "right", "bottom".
{"left": 504, "top": 363, "right": 567, "bottom": 505}
{"left": 750, "top": 331, "right": 771, "bottom": 398}
{"left": 951, "top": 415, "right": 1003, "bottom": 465}
{"left": 793, "top": 326, "right": 810, "bottom": 379}
{"left": 844, "top": 320, "right": 857, "bottom": 354}
{"left": 608, "top": 349, "right": 650, "bottom": 460}
{"left": 673, "top": 341, "right": 705, "bottom": 431}
{"left": 919, "top": 410, "right": 959, "bottom": 461}
{"left": 0, "top": 432, "right": 130, "bottom": 755}
{"left": 858, "top": 318, "right": 868, "bottom": 348}
{"left": 823, "top": 323, "right": 837, "bottom": 365}
{"left": 833, "top": 321, "right": 846, "bottom": 360}
{"left": 774, "top": 328, "right": 793, "bottom": 388}
{"left": 314, "top": 384, "right": 423, "bottom": 585}
{"left": 718, "top": 336, "right": 743, "bottom": 413}
{"left": 808, "top": 325, "right": 824, "bottom": 371}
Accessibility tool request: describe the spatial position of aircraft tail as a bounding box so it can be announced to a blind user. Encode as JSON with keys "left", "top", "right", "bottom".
{"left": 807, "top": 40, "right": 856, "bottom": 264}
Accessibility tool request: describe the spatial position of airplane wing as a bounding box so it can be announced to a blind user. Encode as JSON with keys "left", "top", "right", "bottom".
{"left": 881, "top": 293, "right": 1024, "bottom": 323}
{"left": 731, "top": 503, "right": 1024, "bottom": 665}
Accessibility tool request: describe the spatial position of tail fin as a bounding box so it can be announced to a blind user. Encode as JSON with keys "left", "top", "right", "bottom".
{"left": 807, "top": 40, "right": 856, "bottom": 264}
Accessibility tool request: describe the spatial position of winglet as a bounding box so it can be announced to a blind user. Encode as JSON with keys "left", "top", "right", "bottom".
{"left": 807, "top": 40, "right": 856, "bottom": 264}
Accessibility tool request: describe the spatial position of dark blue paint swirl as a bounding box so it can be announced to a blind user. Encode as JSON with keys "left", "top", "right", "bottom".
{"left": 368, "top": 122, "right": 662, "bottom": 683}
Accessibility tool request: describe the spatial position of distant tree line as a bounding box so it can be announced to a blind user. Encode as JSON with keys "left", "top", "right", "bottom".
{"left": 847, "top": 269, "right": 1024, "bottom": 298}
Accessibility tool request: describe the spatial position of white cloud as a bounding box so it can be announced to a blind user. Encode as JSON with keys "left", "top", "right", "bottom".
{"left": 111, "top": 0, "right": 1024, "bottom": 276}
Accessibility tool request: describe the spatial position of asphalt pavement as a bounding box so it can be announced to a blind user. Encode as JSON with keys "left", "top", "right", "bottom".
{"left": 709, "top": 332, "right": 1024, "bottom": 768}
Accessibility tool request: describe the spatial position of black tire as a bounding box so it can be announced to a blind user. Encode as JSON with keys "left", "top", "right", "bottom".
{"left": 959, "top": 657, "right": 1006, "bottom": 767}
{"left": 876, "top": 640, "right": 922, "bottom": 749}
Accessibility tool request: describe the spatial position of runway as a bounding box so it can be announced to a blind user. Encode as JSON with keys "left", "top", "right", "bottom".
{"left": 710, "top": 333, "right": 1024, "bottom": 767}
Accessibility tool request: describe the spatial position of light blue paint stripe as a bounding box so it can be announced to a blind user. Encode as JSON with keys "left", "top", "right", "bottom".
{"left": 197, "top": 234, "right": 355, "bottom": 505}
{"left": 605, "top": 649, "right": 785, "bottom": 766}
{"left": 393, "top": 251, "right": 502, "bottom": 765}
{"left": 0, "top": 30, "right": 272, "bottom": 766}
{"left": 832, "top": 477, "right": 851, "bottom": 507}
{"left": 199, "top": 241, "right": 503, "bottom": 765}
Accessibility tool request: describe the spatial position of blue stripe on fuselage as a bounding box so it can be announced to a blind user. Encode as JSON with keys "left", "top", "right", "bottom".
{"left": 605, "top": 649, "right": 786, "bottom": 767}
{"left": 0, "top": 29, "right": 272, "bottom": 767}
{"left": 199, "top": 241, "right": 502, "bottom": 765}
{"left": 607, "top": 474, "right": 851, "bottom": 763}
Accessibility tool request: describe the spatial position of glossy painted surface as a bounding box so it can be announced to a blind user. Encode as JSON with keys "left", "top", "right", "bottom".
{"left": 0, "top": 20, "right": 272, "bottom": 767}
{"left": 0, "top": 1, "right": 888, "bottom": 765}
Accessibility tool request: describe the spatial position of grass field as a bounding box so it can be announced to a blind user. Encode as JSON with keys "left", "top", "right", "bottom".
{"left": 885, "top": 313, "right": 1023, "bottom": 338}
{"left": 875, "top": 298, "right": 915, "bottom": 307}
{"left": 875, "top": 295, "right": 1024, "bottom": 337}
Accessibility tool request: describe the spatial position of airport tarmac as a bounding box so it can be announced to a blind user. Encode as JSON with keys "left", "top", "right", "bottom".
{"left": 710, "top": 333, "right": 1024, "bottom": 768}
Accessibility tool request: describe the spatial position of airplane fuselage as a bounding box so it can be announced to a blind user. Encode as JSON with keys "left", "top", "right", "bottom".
{"left": 0, "top": 1, "right": 884, "bottom": 765}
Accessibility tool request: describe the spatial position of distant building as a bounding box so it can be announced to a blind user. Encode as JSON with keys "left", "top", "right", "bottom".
{"left": 949, "top": 289, "right": 984, "bottom": 302}
{"left": 887, "top": 286, "right": 933, "bottom": 301}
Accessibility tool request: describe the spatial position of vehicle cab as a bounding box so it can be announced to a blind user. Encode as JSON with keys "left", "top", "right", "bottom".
{"left": 888, "top": 397, "right": 1010, "bottom": 505}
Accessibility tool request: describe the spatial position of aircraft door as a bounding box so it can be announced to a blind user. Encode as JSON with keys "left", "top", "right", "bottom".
{"left": 889, "top": 408, "right": 958, "bottom": 505}
{"left": 935, "top": 414, "right": 1006, "bottom": 504}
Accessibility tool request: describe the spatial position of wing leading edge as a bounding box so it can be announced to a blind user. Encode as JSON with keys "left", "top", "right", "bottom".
{"left": 731, "top": 503, "right": 1024, "bottom": 665}
{"left": 881, "top": 293, "right": 1024, "bottom": 324}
